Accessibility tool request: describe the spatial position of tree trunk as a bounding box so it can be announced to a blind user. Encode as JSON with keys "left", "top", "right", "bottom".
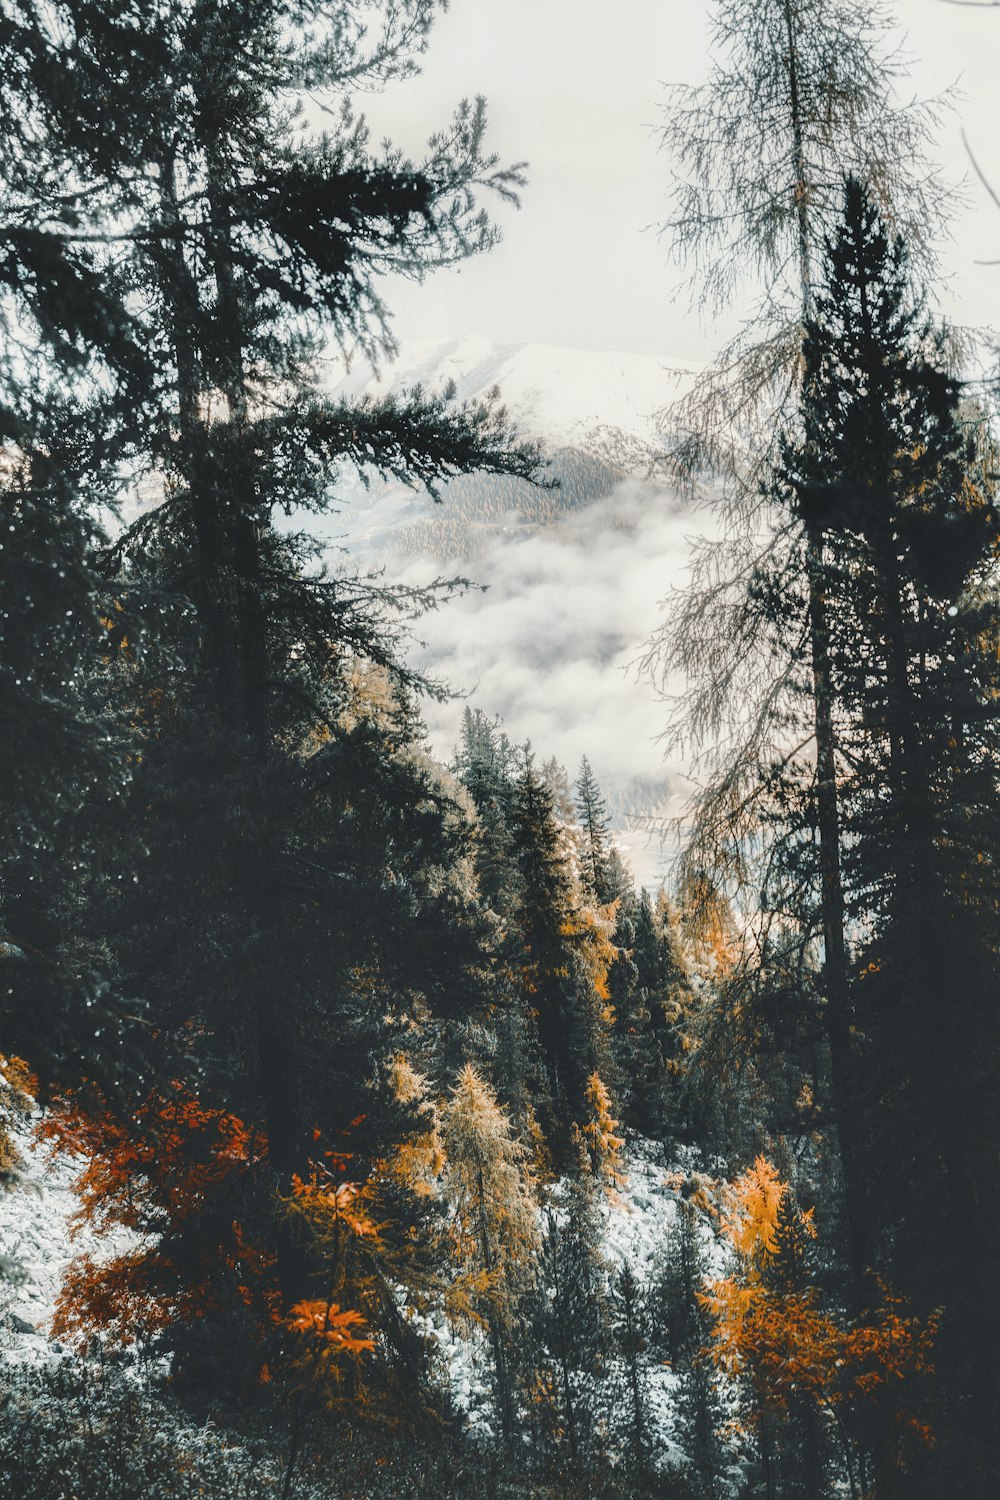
{"left": 158, "top": 144, "right": 309, "bottom": 1305}
{"left": 806, "top": 527, "right": 870, "bottom": 1302}
{"left": 782, "top": 0, "right": 870, "bottom": 1303}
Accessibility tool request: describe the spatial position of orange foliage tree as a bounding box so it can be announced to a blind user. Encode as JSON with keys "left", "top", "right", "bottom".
{"left": 582, "top": 1070, "right": 626, "bottom": 1197}
{"left": 41, "top": 1054, "right": 451, "bottom": 1416}
{"left": 284, "top": 1172, "right": 379, "bottom": 1383}
{"left": 700, "top": 1158, "right": 938, "bottom": 1497}
{"left": 39, "top": 1081, "right": 280, "bottom": 1385}
{"left": 280, "top": 1132, "right": 451, "bottom": 1443}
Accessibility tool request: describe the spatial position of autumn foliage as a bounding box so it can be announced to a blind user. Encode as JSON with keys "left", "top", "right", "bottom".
{"left": 39, "top": 1083, "right": 278, "bottom": 1360}
{"left": 700, "top": 1159, "right": 939, "bottom": 1473}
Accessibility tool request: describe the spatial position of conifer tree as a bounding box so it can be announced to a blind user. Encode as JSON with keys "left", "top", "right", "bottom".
{"left": 2, "top": 0, "right": 545, "bottom": 1327}
{"left": 649, "top": 1195, "right": 725, "bottom": 1497}
{"left": 772, "top": 182, "right": 1000, "bottom": 1496}
{"left": 542, "top": 756, "right": 575, "bottom": 823}
{"left": 454, "top": 708, "right": 519, "bottom": 917}
{"left": 530, "top": 1127, "right": 608, "bottom": 1468}
{"left": 646, "top": 1, "right": 955, "bottom": 1297}
{"left": 608, "top": 886, "right": 696, "bottom": 1136}
{"left": 609, "top": 1261, "right": 651, "bottom": 1475}
{"left": 656, "top": 0, "right": 950, "bottom": 486}
{"left": 440, "top": 1063, "right": 539, "bottom": 1438}
{"left": 575, "top": 755, "right": 613, "bottom": 904}
{"left": 582, "top": 1072, "right": 626, "bottom": 1196}
{"left": 509, "top": 751, "right": 594, "bottom": 1151}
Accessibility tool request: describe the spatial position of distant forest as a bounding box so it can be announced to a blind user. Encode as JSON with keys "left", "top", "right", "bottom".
{"left": 1, "top": 3, "right": 999, "bottom": 1499}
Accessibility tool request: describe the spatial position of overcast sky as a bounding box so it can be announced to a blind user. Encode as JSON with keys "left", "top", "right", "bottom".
{"left": 364, "top": 0, "right": 1000, "bottom": 360}
{"left": 349, "top": 0, "right": 1000, "bottom": 887}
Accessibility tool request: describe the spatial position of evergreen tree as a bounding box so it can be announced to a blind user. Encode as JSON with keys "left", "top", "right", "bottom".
{"left": 510, "top": 751, "right": 600, "bottom": 1154}
{"left": 608, "top": 886, "right": 697, "bottom": 1137}
{"left": 609, "top": 1261, "right": 651, "bottom": 1475}
{"left": 541, "top": 755, "right": 575, "bottom": 823}
{"left": 454, "top": 707, "right": 519, "bottom": 917}
{"left": 18, "top": 0, "right": 542, "bottom": 1322}
{"left": 529, "top": 1128, "right": 609, "bottom": 1470}
{"left": 650, "top": 1194, "right": 726, "bottom": 1498}
{"left": 773, "top": 181, "right": 1000, "bottom": 1496}
{"left": 574, "top": 755, "right": 613, "bottom": 904}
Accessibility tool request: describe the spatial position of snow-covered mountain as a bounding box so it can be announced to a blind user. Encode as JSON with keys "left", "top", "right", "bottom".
{"left": 335, "top": 335, "right": 692, "bottom": 448}
{"left": 328, "top": 337, "right": 696, "bottom": 564}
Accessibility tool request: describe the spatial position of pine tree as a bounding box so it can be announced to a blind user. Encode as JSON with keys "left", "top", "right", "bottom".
{"left": 609, "top": 1261, "right": 651, "bottom": 1474}
{"left": 608, "top": 886, "right": 696, "bottom": 1136}
{"left": 701, "top": 1157, "right": 940, "bottom": 1499}
{"left": 5, "top": 0, "right": 546, "bottom": 1329}
{"left": 509, "top": 751, "right": 594, "bottom": 1152}
{"left": 454, "top": 708, "right": 519, "bottom": 917}
{"left": 575, "top": 755, "right": 613, "bottom": 904}
{"left": 529, "top": 1127, "right": 609, "bottom": 1468}
{"left": 649, "top": 1191, "right": 726, "bottom": 1498}
{"left": 773, "top": 181, "right": 1000, "bottom": 1496}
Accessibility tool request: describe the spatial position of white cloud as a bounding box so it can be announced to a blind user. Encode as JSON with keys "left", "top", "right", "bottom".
{"left": 382, "top": 479, "right": 706, "bottom": 885}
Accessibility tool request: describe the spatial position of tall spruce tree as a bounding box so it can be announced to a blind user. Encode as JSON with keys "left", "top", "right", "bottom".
{"left": 510, "top": 751, "right": 601, "bottom": 1154}
{"left": 454, "top": 707, "right": 519, "bottom": 917}
{"left": 530, "top": 1129, "right": 609, "bottom": 1469}
{"left": 647, "top": 0, "right": 955, "bottom": 1302}
{"left": 574, "top": 755, "right": 613, "bottom": 905}
{"left": 771, "top": 182, "right": 1000, "bottom": 1497}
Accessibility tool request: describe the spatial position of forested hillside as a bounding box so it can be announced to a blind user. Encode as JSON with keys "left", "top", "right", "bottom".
{"left": 1, "top": 2, "right": 999, "bottom": 1499}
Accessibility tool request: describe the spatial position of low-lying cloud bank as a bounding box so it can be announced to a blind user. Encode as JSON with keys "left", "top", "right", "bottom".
{"left": 375, "top": 478, "right": 704, "bottom": 886}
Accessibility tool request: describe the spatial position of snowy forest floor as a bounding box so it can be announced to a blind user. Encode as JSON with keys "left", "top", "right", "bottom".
{"left": 0, "top": 1119, "right": 732, "bottom": 1498}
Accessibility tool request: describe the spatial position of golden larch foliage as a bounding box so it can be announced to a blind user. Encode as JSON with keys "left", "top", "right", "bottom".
{"left": 582, "top": 1071, "right": 626, "bottom": 1197}
{"left": 700, "top": 1158, "right": 939, "bottom": 1457}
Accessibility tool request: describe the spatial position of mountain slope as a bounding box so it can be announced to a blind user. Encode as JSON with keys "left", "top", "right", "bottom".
{"left": 330, "top": 338, "right": 694, "bottom": 564}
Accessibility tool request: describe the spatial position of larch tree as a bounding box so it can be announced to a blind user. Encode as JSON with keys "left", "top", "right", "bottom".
{"left": 582, "top": 1071, "right": 626, "bottom": 1196}
{"left": 645, "top": 0, "right": 954, "bottom": 1300}
{"left": 701, "top": 1157, "right": 940, "bottom": 1500}
{"left": 440, "top": 1063, "right": 540, "bottom": 1439}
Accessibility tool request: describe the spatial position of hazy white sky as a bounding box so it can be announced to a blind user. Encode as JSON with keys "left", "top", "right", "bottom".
{"left": 365, "top": 0, "right": 1000, "bottom": 358}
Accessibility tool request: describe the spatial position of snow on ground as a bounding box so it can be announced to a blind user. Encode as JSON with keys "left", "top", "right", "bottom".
{"left": 0, "top": 1118, "right": 723, "bottom": 1467}
{"left": 0, "top": 1118, "right": 135, "bottom": 1366}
